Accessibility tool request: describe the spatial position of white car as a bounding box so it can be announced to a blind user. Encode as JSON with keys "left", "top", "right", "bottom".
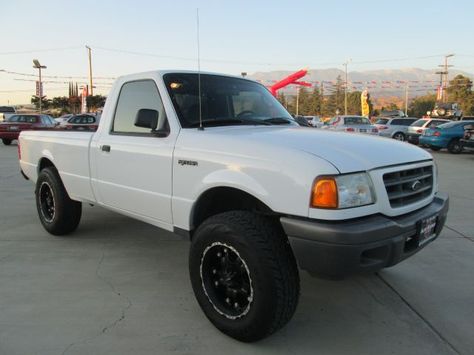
{"left": 18, "top": 70, "right": 449, "bottom": 342}
{"left": 0, "top": 106, "right": 16, "bottom": 122}
{"left": 323, "top": 115, "right": 379, "bottom": 134}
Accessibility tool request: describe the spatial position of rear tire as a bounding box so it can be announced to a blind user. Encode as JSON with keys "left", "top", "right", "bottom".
{"left": 447, "top": 139, "right": 462, "bottom": 154}
{"left": 35, "top": 167, "right": 82, "bottom": 235}
{"left": 2, "top": 139, "right": 12, "bottom": 145}
{"left": 189, "top": 211, "right": 299, "bottom": 342}
{"left": 393, "top": 132, "right": 405, "bottom": 141}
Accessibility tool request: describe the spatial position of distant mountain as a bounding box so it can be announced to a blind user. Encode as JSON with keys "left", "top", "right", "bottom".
{"left": 249, "top": 68, "right": 474, "bottom": 98}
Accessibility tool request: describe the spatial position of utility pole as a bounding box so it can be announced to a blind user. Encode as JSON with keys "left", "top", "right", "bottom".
{"left": 86, "top": 45, "right": 93, "bottom": 96}
{"left": 33, "top": 59, "right": 46, "bottom": 114}
{"left": 343, "top": 59, "right": 351, "bottom": 115}
{"left": 435, "top": 54, "right": 454, "bottom": 102}
{"left": 404, "top": 84, "right": 409, "bottom": 116}
{"left": 295, "top": 86, "right": 299, "bottom": 116}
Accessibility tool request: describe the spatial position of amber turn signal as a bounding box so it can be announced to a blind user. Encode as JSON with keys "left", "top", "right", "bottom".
{"left": 311, "top": 177, "right": 338, "bottom": 208}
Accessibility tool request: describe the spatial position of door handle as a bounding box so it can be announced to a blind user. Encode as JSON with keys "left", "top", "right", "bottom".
{"left": 101, "top": 145, "right": 111, "bottom": 152}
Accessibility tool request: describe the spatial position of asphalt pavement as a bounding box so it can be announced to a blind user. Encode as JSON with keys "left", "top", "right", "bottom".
{"left": 0, "top": 143, "right": 473, "bottom": 355}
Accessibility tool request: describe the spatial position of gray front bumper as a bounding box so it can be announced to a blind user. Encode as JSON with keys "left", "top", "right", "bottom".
{"left": 281, "top": 193, "right": 449, "bottom": 278}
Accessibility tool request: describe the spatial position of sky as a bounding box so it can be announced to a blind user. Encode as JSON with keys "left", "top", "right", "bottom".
{"left": 1, "top": 0, "right": 474, "bottom": 104}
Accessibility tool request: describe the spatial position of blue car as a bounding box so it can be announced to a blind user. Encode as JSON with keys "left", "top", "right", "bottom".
{"left": 419, "top": 120, "right": 474, "bottom": 153}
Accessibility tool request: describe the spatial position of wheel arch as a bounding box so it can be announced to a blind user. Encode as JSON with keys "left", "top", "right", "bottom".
{"left": 38, "top": 157, "right": 57, "bottom": 174}
{"left": 190, "top": 186, "right": 276, "bottom": 235}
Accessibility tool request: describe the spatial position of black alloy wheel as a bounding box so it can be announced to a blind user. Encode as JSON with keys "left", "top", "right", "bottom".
{"left": 200, "top": 242, "right": 253, "bottom": 319}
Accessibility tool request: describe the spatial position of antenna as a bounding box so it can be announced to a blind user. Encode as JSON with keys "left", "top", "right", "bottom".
{"left": 196, "top": 8, "right": 203, "bottom": 130}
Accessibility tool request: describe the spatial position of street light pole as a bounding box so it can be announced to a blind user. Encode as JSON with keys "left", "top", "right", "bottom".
{"left": 86, "top": 45, "right": 93, "bottom": 96}
{"left": 33, "top": 59, "right": 47, "bottom": 114}
{"left": 343, "top": 59, "right": 351, "bottom": 115}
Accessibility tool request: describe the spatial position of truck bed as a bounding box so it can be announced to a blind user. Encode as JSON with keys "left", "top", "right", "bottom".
{"left": 19, "top": 130, "right": 96, "bottom": 202}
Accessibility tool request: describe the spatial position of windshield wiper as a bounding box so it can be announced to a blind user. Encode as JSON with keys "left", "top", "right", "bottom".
{"left": 263, "top": 117, "right": 293, "bottom": 125}
{"left": 188, "top": 117, "right": 270, "bottom": 128}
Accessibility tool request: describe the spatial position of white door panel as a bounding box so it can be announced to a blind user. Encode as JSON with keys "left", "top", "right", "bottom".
{"left": 95, "top": 135, "right": 174, "bottom": 223}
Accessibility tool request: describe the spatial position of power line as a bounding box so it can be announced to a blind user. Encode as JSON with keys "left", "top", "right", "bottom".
{"left": 0, "top": 69, "right": 115, "bottom": 80}
{"left": 0, "top": 46, "right": 83, "bottom": 55}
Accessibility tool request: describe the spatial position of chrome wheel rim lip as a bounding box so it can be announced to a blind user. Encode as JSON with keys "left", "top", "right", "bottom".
{"left": 39, "top": 181, "right": 55, "bottom": 223}
{"left": 199, "top": 242, "right": 254, "bottom": 320}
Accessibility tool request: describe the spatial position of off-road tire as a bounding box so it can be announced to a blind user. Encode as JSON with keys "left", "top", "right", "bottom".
{"left": 447, "top": 139, "right": 462, "bottom": 154}
{"left": 35, "top": 167, "right": 82, "bottom": 235}
{"left": 2, "top": 139, "right": 12, "bottom": 145}
{"left": 189, "top": 211, "right": 299, "bottom": 342}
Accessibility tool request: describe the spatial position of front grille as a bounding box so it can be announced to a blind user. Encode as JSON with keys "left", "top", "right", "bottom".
{"left": 383, "top": 165, "right": 433, "bottom": 208}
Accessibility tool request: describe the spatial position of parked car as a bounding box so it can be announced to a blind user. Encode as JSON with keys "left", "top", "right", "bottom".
{"left": 293, "top": 115, "right": 311, "bottom": 127}
{"left": 460, "top": 124, "right": 474, "bottom": 152}
{"left": 305, "top": 115, "right": 323, "bottom": 128}
{"left": 419, "top": 120, "right": 474, "bottom": 153}
{"left": 379, "top": 109, "right": 406, "bottom": 118}
{"left": 62, "top": 114, "right": 100, "bottom": 131}
{"left": 406, "top": 118, "right": 450, "bottom": 145}
{"left": 19, "top": 70, "right": 448, "bottom": 342}
{"left": 430, "top": 102, "right": 462, "bottom": 120}
{"left": 323, "top": 115, "right": 379, "bottom": 135}
{"left": 0, "top": 114, "right": 56, "bottom": 145}
{"left": 375, "top": 117, "right": 418, "bottom": 141}
{"left": 0, "top": 106, "right": 16, "bottom": 122}
{"left": 54, "top": 113, "right": 73, "bottom": 125}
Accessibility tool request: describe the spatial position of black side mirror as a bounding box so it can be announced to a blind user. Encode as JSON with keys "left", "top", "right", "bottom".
{"left": 135, "top": 109, "right": 158, "bottom": 130}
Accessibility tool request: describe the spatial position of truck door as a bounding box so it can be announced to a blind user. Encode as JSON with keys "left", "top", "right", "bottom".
{"left": 93, "top": 79, "right": 176, "bottom": 228}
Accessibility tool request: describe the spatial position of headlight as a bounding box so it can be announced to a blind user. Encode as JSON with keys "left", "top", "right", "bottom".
{"left": 311, "top": 173, "right": 375, "bottom": 209}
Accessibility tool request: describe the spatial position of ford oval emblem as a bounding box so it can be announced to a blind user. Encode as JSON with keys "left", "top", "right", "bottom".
{"left": 411, "top": 180, "right": 422, "bottom": 191}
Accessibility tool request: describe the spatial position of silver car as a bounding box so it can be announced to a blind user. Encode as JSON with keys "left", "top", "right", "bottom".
{"left": 375, "top": 117, "right": 418, "bottom": 141}
{"left": 406, "top": 118, "right": 449, "bottom": 145}
{"left": 323, "top": 115, "right": 378, "bottom": 135}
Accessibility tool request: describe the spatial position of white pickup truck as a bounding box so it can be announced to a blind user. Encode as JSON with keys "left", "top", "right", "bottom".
{"left": 19, "top": 70, "right": 449, "bottom": 342}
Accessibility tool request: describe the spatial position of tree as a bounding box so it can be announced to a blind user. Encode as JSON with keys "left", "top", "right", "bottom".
{"left": 31, "top": 96, "right": 51, "bottom": 110}
{"left": 307, "top": 86, "right": 322, "bottom": 116}
{"left": 408, "top": 93, "right": 436, "bottom": 117}
{"left": 447, "top": 74, "right": 474, "bottom": 115}
{"left": 51, "top": 96, "right": 69, "bottom": 111}
{"left": 323, "top": 76, "right": 344, "bottom": 116}
{"left": 86, "top": 95, "right": 107, "bottom": 111}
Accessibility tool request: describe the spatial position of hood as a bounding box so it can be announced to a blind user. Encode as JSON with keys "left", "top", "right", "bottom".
{"left": 203, "top": 126, "right": 432, "bottom": 173}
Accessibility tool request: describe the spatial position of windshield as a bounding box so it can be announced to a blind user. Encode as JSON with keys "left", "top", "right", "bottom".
{"left": 411, "top": 119, "right": 428, "bottom": 127}
{"left": 163, "top": 73, "right": 294, "bottom": 128}
{"left": 375, "top": 118, "right": 389, "bottom": 124}
{"left": 344, "top": 116, "right": 371, "bottom": 125}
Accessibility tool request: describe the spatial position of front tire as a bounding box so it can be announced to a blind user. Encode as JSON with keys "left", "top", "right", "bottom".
{"left": 393, "top": 132, "right": 405, "bottom": 141}
{"left": 189, "top": 211, "right": 299, "bottom": 342}
{"left": 447, "top": 139, "right": 462, "bottom": 154}
{"left": 2, "top": 138, "right": 12, "bottom": 145}
{"left": 35, "top": 167, "right": 82, "bottom": 235}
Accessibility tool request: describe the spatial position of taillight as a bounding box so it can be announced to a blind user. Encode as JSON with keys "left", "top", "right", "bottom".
{"left": 416, "top": 129, "right": 423, "bottom": 133}
{"left": 434, "top": 131, "right": 441, "bottom": 137}
{"left": 345, "top": 127, "right": 355, "bottom": 132}
{"left": 378, "top": 125, "right": 388, "bottom": 130}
